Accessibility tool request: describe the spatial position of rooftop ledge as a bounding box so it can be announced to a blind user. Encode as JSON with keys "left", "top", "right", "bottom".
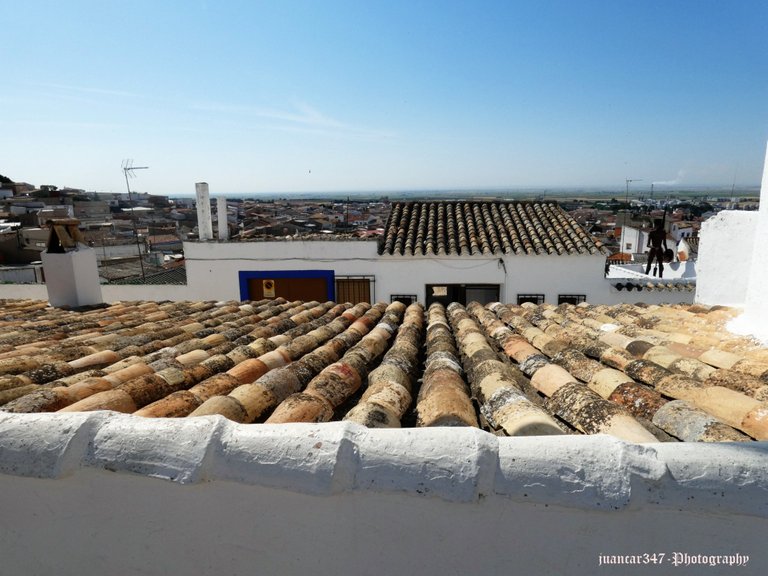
{"left": 2, "top": 411, "right": 766, "bottom": 517}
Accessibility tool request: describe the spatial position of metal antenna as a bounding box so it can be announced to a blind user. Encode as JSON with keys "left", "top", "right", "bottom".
{"left": 625, "top": 178, "right": 643, "bottom": 200}
{"left": 620, "top": 178, "right": 642, "bottom": 254}
{"left": 122, "top": 160, "right": 149, "bottom": 282}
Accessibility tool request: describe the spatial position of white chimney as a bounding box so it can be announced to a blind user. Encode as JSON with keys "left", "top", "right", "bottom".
{"left": 217, "top": 196, "right": 229, "bottom": 241}
{"left": 195, "top": 182, "right": 213, "bottom": 241}
{"left": 42, "top": 221, "right": 103, "bottom": 308}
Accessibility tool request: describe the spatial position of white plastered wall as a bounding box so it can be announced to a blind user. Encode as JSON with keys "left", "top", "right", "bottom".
{"left": 101, "top": 283, "right": 195, "bottom": 301}
{"left": 0, "top": 239, "right": 694, "bottom": 305}
{"left": 0, "top": 265, "right": 43, "bottom": 284}
{"left": 696, "top": 211, "right": 758, "bottom": 306}
{"left": 0, "top": 413, "right": 764, "bottom": 576}
{"left": 183, "top": 239, "right": 689, "bottom": 305}
{"left": 0, "top": 283, "right": 48, "bottom": 300}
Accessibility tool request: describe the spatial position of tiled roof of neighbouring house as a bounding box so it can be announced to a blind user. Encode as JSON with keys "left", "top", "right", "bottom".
{"left": 99, "top": 261, "right": 187, "bottom": 285}
{"left": 107, "top": 266, "right": 187, "bottom": 285}
{"left": 379, "top": 201, "right": 607, "bottom": 256}
{"left": 1, "top": 298, "right": 767, "bottom": 443}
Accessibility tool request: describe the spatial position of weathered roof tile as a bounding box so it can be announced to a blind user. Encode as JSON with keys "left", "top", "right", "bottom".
{"left": 1, "top": 297, "right": 767, "bottom": 443}
{"left": 378, "top": 200, "right": 605, "bottom": 256}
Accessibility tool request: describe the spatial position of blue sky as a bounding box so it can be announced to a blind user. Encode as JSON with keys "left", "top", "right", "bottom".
{"left": 2, "top": 0, "right": 767, "bottom": 195}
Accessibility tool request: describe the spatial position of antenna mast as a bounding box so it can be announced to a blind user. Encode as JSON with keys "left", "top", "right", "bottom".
{"left": 620, "top": 178, "right": 642, "bottom": 254}
{"left": 122, "top": 160, "right": 149, "bottom": 283}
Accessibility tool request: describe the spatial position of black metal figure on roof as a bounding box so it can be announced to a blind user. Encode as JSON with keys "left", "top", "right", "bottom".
{"left": 645, "top": 218, "right": 669, "bottom": 278}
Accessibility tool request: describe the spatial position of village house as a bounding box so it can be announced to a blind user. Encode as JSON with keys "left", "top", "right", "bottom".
{"left": 183, "top": 192, "right": 695, "bottom": 307}
{"left": 0, "top": 162, "right": 766, "bottom": 573}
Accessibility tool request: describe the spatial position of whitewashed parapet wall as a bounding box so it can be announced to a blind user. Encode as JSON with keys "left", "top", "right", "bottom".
{"left": 0, "top": 284, "right": 198, "bottom": 303}
{"left": 0, "top": 412, "right": 765, "bottom": 576}
{"left": 698, "top": 142, "right": 767, "bottom": 313}
{"left": 696, "top": 211, "right": 758, "bottom": 307}
{"left": 0, "top": 283, "right": 48, "bottom": 300}
{"left": 183, "top": 239, "right": 692, "bottom": 305}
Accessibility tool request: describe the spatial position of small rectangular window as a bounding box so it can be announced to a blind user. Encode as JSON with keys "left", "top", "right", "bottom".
{"left": 517, "top": 294, "right": 544, "bottom": 305}
{"left": 391, "top": 294, "right": 417, "bottom": 305}
{"left": 425, "top": 284, "right": 500, "bottom": 307}
{"left": 335, "top": 275, "right": 375, "bottom": 304}
{"left": 558, "top": 294, "right": 586, "bottom": 305}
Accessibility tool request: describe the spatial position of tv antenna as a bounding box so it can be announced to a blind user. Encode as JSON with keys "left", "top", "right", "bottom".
{"left": 122, "top": 160, "right": 149, "bottom": 282}
{"left": 620, "top": 178, "right": 642, "bottom": 253}
{"left": 625, "top": 178, "right": 643, "bottom": 200}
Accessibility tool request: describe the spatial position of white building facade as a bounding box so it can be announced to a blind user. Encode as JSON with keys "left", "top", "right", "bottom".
{"left": 183, "top": 238, "right": 693, "bottom": 306}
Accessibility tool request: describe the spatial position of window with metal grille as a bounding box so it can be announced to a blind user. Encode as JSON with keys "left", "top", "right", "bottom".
{"left": 391, "top": 294, "right": 417, "bottom": 305}
{"left": 425, "top": 284, "right": 500, "bottom": 308}
{"left": 335, "top": 275, "right": 374, "bottom": 304}
{"left": 558, "top": 294, "right": 586, "bottom": 305}
{"left": 517, "top": 293, "right": 544, "bottom": 305}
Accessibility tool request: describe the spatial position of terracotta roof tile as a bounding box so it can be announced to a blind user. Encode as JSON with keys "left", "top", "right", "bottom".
{"left": 379, "top": 200, "right": 605, "bottom": 256}
{"left": 1, "top": 297, "right": 767, "bottom": 443}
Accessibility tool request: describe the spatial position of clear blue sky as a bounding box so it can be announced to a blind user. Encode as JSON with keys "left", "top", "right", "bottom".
{"left": 2, "top": 0, "right": 767, "bottom": 195}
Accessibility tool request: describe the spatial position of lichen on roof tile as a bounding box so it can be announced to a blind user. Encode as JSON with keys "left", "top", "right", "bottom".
{"left": 1, "top": 298, "right": 767, "bottom": 443}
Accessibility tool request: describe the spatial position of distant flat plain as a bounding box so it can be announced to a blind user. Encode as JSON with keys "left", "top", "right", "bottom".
{"left": 170, "top": 186, "right": 761, "bottom": 202}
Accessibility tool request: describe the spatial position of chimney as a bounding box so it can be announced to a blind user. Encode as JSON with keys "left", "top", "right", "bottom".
{"left": 41, "top": 219, "right": 103, "bottom": 308}
{"left": 217, "top": 196, "right": 229, "bottom": 241}
{"left": 195, "top": 182, "right": 213, "bottom": 241}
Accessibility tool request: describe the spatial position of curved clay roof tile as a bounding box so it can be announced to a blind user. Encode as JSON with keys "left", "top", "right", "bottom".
{"left": 381, "top": 199, "right": 603, "bottom": 257}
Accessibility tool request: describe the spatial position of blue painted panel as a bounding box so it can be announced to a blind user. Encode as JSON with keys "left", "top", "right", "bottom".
{"left": 238, "top": 269, "right": 335, "bottom": 301}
